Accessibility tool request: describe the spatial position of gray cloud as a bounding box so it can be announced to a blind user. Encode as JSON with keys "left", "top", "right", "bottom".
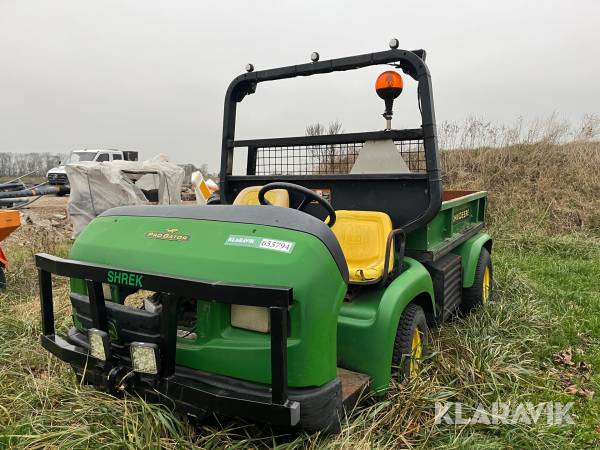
{"left": 1, "top": 0, "right": 599, "bottom": 171}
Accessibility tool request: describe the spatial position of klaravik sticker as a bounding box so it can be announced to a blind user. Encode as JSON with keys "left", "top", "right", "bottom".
{"left": 225, "top": 235, "right": 295, "bottom": 254}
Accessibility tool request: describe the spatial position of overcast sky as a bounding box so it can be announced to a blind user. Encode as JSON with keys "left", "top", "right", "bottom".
{"left": 1, "top": 0, "right": 599, "bottom": 171}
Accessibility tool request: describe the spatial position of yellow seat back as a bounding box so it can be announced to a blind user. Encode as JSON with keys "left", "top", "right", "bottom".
{"left": 233, "top": 186, "right": 289, "bottom": 207}
{"left": 331, "top": 210, "right": 394, "bottom": 283}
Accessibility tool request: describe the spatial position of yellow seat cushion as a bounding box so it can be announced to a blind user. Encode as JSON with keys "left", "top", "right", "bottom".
{"left": 233, "top": 186, "right": 289, "bottom": 207}
{"left": 331, "top": 210, "right": 394, "bottom": 283}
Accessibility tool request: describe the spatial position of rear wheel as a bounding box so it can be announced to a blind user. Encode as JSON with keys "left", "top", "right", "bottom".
{"left": 461, "top": 247, "right": 493, "bottom": 313}
{"left": 392, "top": 303, "right": 428, "bottom": 380}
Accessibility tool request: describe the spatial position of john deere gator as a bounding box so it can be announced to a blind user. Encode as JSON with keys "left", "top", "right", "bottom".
{"left": 36, "top": 41, "right": 493, "bottom": 432}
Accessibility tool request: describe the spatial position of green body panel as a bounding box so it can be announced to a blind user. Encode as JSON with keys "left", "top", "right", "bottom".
{"left": 406, "top": 191, "right": 487, "bottom": 253}
{"left": 451, "top": 232, "right": 493, "bottom": 288}
{"left": 336, "top": 257, "right": 435, "bottom": 392}
{"left": 69, "top": 215, "right": 346, "bottom": 388}
{"left": 66, "top": 191, "right": 490, "bottom": 393}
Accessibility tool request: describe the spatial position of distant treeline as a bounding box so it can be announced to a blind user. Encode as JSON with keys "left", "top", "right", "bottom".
{"left": 0, "top": 152, "right": 65, "bottom": 177}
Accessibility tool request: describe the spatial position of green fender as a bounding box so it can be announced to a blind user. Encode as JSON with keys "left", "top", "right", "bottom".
{"left": 451, "top": 232, "right": 492, "bottom": 288}
{"left": 337, "top": 257, "right": 435, "bottom": 393}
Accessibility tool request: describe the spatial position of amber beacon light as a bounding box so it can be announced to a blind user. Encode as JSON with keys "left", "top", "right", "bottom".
{"left": 375, "top": 71, "right": 403, "bottom": 130}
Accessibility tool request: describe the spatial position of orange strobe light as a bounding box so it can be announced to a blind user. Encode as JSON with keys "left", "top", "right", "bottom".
{"left": 375, "top": 71, "right": 403, "bottom": 129}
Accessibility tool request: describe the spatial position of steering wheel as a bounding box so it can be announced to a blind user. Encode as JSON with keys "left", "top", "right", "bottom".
{"left": 258, "top": 182, "right": 337, "bottom": 227}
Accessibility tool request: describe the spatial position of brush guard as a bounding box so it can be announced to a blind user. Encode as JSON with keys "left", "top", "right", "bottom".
{"left": 35, "top": 253, "right": 301, "bottom": 426}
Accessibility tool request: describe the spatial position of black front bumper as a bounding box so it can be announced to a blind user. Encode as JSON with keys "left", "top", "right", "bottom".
{"left": 36, "top": 253, "right": 343, "bottom": 431}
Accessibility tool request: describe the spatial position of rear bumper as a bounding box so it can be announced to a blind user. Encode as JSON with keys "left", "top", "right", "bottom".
{"left": 35, "top": 253, "right": 343, "bottom": 432}
{"left": 42, "top": 330, "right": 342, "bottom": 431}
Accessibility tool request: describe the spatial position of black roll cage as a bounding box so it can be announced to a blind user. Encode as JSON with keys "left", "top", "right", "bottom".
{"left": 219, "top": 48, "right": 442, "bottom": 232}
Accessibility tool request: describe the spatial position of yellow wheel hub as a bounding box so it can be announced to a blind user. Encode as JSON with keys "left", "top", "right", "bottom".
{"left": 409, "top": 326, "right": 423, "bottom": 378}
{"left": 482, "top": 266, "right": 491, "bottom": 304}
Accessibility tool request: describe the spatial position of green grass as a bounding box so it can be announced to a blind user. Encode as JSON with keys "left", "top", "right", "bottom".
{"left": 1, "top": 229, "right": 599, "bottom": 449}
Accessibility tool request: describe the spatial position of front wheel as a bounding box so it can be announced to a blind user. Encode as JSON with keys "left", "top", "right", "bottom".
{"left": 392, "top": 303, "right": 429, "bottom": 380}
{"left": 461, "top": 247, "right": 493, "bottom": 314}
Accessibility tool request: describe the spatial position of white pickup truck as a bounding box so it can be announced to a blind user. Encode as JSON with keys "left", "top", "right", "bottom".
{"left": 47, "top": 149, "right": 139, "bottom": 185}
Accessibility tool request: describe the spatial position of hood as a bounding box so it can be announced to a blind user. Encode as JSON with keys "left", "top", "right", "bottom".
{"left": 47, "top": 166, "right": 66, "bottom": 174}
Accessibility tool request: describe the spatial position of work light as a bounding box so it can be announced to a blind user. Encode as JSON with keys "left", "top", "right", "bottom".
{"left": 130, "top": 342, "right": 159, "bottom": 375}
{"left": 231, "top": 305, "right": 270, "bottom": 333}
{"left": 101, "top": 283, "right": 112, "bottom": 300}
{"left": 310, "top": 52, "right": 320, "bottom": 62}
{"left": 88, "top": 328, "right": 110, "bottom": 361}
{"left": 245, "top": 63, "right": 254, "bottom": 73}
{"left": 389, "top": 38, "right": 399, "bottom": 49}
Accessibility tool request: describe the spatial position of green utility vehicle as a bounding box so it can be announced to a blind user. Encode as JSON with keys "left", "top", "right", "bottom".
{"left": 36, "top": 42, "right": 492, "bottom": 432}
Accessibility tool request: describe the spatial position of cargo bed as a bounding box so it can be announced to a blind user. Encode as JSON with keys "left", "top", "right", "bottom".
{"left": 405, "top": 190, "right": 487, "bottom": 262}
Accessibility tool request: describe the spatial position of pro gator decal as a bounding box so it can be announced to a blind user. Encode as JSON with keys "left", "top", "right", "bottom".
{"left": 145, "top": 228, "right": 190, "bottom": 242}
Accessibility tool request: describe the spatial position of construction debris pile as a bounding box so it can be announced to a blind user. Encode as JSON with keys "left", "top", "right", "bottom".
{"left": 67, "top": 154, "right": 184, "bottom": 237}
{"left": 0, "top": 175, "right": 68, "bottom": 209}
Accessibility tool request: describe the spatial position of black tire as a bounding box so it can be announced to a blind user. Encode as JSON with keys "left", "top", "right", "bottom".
{"left": 460, "top": 247, "right": 493, "bottom": 314}
{"left": 0, "top": 266, "right": 5, "bottom": 290}
{"left": 392, "top": 303, "right": 429, "bottom": 380}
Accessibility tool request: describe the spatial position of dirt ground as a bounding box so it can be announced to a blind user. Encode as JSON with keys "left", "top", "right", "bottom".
{"left": 3, "top": 194, "right": 198, "bottom": 246}
{"left": 3, "top": 196, "right": 71, "bottom": 245}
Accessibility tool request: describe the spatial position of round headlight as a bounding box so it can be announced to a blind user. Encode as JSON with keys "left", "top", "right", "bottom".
{"left": 389, "top": 38, "right": 399, "bottom": 49}
{"left": 310, "top": 52, "right": 320, "bottom": 62}
{"left": 245, "top": 63, "right": 254, "bottom": 73}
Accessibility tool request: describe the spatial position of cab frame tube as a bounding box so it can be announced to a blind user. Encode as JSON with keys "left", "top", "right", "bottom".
{"left": 219, "top": 48, "right": 442, "bottom": 234}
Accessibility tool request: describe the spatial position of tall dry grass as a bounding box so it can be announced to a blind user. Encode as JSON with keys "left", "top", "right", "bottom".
{"left": 438, "top": 113, "right": 599, "bottom": 150}
{"left": 441, "top": 115, "right": 600, "bottom": 235}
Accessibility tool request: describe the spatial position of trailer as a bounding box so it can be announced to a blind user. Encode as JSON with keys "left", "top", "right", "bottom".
{"left": 35, "top": 41, "right": 492, "bottom": 433}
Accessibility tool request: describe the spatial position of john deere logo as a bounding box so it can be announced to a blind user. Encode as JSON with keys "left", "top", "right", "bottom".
{"left": 145, "top": 227, "right": 190, "bottom": 242}
{"left": 452, "top": 208, "right": 470, "bottom": 223}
